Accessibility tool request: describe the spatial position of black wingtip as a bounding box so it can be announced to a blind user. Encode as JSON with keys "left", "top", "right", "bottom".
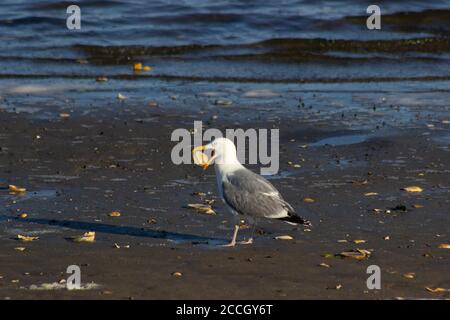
{"left": 279, "top": 214, "right": 312, "bottom": 226}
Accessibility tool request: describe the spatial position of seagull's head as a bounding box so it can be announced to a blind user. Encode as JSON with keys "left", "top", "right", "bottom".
{"left": 192, "top": 137, "right": 239, "bottom": 170}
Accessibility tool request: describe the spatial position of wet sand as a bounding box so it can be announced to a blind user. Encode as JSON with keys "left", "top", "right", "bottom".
{"left": 0, "top": 100, "right": 448, "bottom": 299}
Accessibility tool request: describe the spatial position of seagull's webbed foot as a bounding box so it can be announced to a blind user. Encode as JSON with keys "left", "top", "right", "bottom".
{"left": 238, "top": 237, "right": 253, "bottom": 245}
{"left": 221, "top": 241, "right": 237, "bottom": 247}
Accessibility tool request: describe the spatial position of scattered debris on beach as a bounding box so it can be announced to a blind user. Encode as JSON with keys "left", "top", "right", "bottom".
{"left": 275, "top": 235, "right": 294, "bottom": 240}
{"left": 16, "top": 234, "right": 38, "bottom": 242}
{"left": 133, "top": 63, "right": 143, "bottom": 71}
{"left": 337, "top": 249, "right": 371, "bottom": 260}
{"left": 214, "top": 99, "right": 233, "bottom": 106}
{"left": 95, "top": 76, "right": 108, "bottom": 82}
{"left": 187, "top": 204, "right": 216, "bottom": 215}
{"left": 319, "top": 262, "right": 331, "bottom": 268}
{"left": 114, "top": 243, "right": 130, "bottom": 249}
{"left": 9, "top": 184, "right": 26, "bottom": 193}
{"left": 437, "top": 243, "right": 450, "bottom": 249}
{"left": 403, "top": 272, "right": 415, "bottom": 279}
{"left": 303, "top": 197, "right": 315, "bottom": 203}
{"left": 425, "top": 287, "right": 450, "bottom": 293}
{"left": 287, "top": 161, "right": 301, "bottom": 168}
{"left": 326, "top": 284, "right": 342, "bottom": 290}
{"left": 108, "top": 211, "right": 121, "bottom": 217}
{"left": 402, "top": 186, "right": 423, "bottom": 193}
{"left": 350, "top": 179, "right": 368, "bottom": 185}
{"left": 133, "top": 62, "right": 152, "bottom": 72}
{"left": 29, "top": 282, "right": 100, "bottom": 291}
{"left": 69, "top": 231, "right": 96, "bottom": 243}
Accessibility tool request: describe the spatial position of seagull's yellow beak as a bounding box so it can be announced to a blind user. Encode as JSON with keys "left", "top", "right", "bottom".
{"left": 192, "top": 145, "right": 211, "bottom": 170}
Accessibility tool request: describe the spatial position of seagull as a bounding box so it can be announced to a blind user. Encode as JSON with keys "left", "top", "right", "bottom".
{"left": 192, "top": 137, "right": 311, "bottom": 247}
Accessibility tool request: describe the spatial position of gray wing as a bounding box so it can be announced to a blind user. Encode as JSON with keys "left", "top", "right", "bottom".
{"left": 221, "top": 168, "right": 294, "bottom": 219}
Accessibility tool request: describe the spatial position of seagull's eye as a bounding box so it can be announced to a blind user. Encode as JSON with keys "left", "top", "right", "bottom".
{"left": 211, "top": 150, "right": 215, "bottom": 157}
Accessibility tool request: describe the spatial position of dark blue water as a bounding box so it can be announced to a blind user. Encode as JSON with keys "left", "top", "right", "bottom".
{"left": 1, "top": 0, "right": 450, "bottom": 122}
{"left": 1, "top": 0, "right": 450, "bottom": 75}
{"left": 2, "top": 0, "right": 450, "bottom": 46}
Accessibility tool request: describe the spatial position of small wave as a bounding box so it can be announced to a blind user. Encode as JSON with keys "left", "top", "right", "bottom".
{"left": 0, "top": 16, "right": 63, "bottom": 27}
{"left": 2, "top": 73, "right": 450, "bottom": 84}
{"left": 72, "top": 37, "right": 450, "bottom": 66}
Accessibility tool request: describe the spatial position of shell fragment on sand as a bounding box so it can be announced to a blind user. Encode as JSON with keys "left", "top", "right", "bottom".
{"left": 108, "top": 211, "right": 121, "bottom": 217}
{"left": 214, "top": 99, "right": 233, "bottom": 106}
{"left": 402, "top": 186, "right": 423, "bottom": 193}
{"left": 187, "top": 204, "right": 216, "bottom": 215}
{"left": 133, "top": 63, "right": 143, "bottom": 71}
{"left": 117, "top": 93, "right": 127, "bottom": 100}
{"left": 96, "top": 76, "right": 108, "bottom": 82}
{"left": 275, "top": 235, "right": 294, "bottom": 240}
{"left": 426, "top": 287, "right": 450, "bottom": 293}
{"left": 338, "top": 249, "right": 371, "bottom": 260}
{"left": 70, "top": 231, "right": 96, "bottom": 243}
{"left": 133, "top": 63, "right": 152, "bottom": 72}
{"left": 9, "top": 184, "right": 26, "bottom": 193}
{"left": 16, "top": 234, "right": 39, "bottom": 242}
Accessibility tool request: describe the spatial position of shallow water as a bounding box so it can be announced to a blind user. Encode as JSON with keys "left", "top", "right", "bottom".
{"left": 310, "top": 133, "right": 369, "bottom": 147}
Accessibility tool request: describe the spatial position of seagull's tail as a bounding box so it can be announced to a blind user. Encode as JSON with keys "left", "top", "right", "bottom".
{"left": 278, "top": 213, "right": 312, "bottom": 227}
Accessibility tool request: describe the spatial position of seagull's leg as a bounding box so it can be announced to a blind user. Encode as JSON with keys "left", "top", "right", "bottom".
{"left": 238, "top": 218, "right": 257, "bottom": 245}
{"left": 222, "top": 224, "right": 239, "bottom": 247}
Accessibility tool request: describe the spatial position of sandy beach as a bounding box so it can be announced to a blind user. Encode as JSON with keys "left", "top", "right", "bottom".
{"left": 0, "top": 98, "right": 449, "bottom": 299}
